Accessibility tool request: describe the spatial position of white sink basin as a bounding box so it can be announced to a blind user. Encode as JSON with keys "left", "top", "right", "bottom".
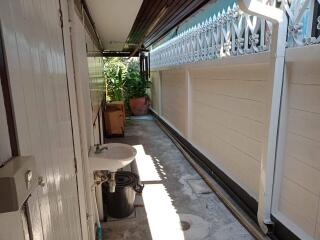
{"left": 89, "top": 143, "right": 137, "bottom": 172}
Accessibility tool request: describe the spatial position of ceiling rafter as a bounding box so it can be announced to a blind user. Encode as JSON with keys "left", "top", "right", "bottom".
{"left": 126, "top": 0, "right": 212, "bottom": 53}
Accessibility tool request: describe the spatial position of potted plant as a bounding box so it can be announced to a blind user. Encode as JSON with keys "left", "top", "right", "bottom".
{"left": 104, "top": 58, "right": 127, "bottom": 135}
{"left": 124, "top": 60, "right": 151, "bottom": 116}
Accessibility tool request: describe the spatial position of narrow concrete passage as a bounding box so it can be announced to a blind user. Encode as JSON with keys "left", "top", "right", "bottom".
{"left": 103, "top": 116, "right": 253, "bottom": 240}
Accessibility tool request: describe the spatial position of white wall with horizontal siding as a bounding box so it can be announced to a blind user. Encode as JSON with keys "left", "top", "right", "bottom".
{"left": 161, "top": 69, "right": 188, "bottom": 137}
{"left": 151, "top": 62, "right": 270, "bottom": 200}
{"left": 151, "top": 49, "right": 320, "bottom": 240}
{"left": 189, "top": 64, "right": 270, "bottom": 199}
{"left": 150, "top": 71, "right": 161, "bottom": 115}
{"left": 272, "top": 59, "right": 320, "bottom": 240}
{"left": 0, "top": 0, "right": 82, "bottom": 239}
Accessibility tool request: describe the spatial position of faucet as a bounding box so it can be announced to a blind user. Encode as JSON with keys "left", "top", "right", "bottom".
{"left": 95, "top": 144, "right": 108, "bottom": 154}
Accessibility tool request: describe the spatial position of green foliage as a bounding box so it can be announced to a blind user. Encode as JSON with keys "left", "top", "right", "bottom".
{"left": 104, "top": 57, "right": 150, "bottom": 109}
{"left": 104, "top": 57, "right": 127, "bottom": 101}
{"left": 124, "top": 60, "right": 151, "bottom": 100}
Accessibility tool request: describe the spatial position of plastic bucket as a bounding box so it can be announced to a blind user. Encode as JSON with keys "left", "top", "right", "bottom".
{"left": 102, "top": 171, "right": 144, "bottom": 219}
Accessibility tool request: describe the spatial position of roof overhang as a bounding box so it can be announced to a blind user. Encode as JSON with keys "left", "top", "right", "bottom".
{"left": 85, "top": 0, "right": 143, "bottom": 52}
{"left": 81, "top": 0, "right": 213, "bottom": 56}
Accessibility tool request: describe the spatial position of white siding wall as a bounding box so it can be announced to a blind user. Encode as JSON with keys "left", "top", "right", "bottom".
{"left": 161, "top": 69, "right": 188, "bottom": 137}
{"left": 151, "top": 34, "right": 320, "bottom": 240}
{"left": 190, "top": 64, "right": 269, "bottom": 199}
{"left": 72, "top": 13, "right": 95, "bottom": 150}
{"left": 0, "top": 0, "right": 82, "bottom": 239}
{"left": 151, "top": 49, "right": 320, "bottom": 239}
{"left": 273, "top": 60, "right": 320, "bottom": 240}
{"left": 150, "top": 71, "right": 161, "bottom": 114}
{"left": 151, "top": 63, "right": 270, "bottom": 199}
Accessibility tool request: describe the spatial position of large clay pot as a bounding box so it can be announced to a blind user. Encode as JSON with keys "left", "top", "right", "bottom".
{"left": 129, "top": 96, "right": 149, "bottom": 116}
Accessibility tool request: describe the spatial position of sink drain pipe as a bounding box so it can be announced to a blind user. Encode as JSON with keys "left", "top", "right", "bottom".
{"left": 92, "top": 172, "right": 110, "bottom": 240}
{"left": 238, "top": 0, "right": 288, "bottom": 234}
{"left": 93, "top": 187, "right": 103, "bottom": 240}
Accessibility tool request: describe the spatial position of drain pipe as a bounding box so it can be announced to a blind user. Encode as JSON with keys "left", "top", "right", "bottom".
{"left": 238, "top": 0, "right": 288, "bottom": 234}
{"left": 92, "top": 172, "right": 111, "bottom": 240}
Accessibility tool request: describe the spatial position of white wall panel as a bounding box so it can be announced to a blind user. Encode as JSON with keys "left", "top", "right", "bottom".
{"left": 72, "top": 13, "right": 94, "bottom": 150}
{"left": 0, "top": 78, "right": 11, "bottom": 165}
{"left": 150, "top": 64, "right": 269, "bottom": 199}
{"left": 150, "top": 71, "right": 161, "bottom": 114}
{"left": 151, "top": 64, "right": 270, "bottom": 200}
{"left": 273, "top": 61, "right": 320, "bottom": 240}
{"left": 189, "top": 64, "right": 269, "bottom": 199}
{"left": 0, "top": 0, "right": 82, "bottom": 239}
{"left": 161, "top": 69, "right": 187, "bottom": 137}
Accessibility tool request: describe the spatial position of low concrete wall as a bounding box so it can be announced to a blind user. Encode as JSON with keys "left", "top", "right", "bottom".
{"left": 151, "top": 60, "right": 271, "bottom": 200}
{"left": 150, "top": 47, "right": 320, "bottom": 240}
{"left": 272, "top": 58, "right": 320, "bottom": 239}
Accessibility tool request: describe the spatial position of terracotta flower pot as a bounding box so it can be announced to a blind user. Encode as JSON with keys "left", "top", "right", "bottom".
{"left": 129, "top": 96, "right": 150, "bottom": 116}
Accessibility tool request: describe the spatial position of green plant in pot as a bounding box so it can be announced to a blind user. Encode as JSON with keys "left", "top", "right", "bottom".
{"left": 124, "top": 60, "right": 151, "bottom": 116}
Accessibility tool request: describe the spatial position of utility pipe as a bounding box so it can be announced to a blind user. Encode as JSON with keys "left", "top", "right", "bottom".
{"left": 237, "top": 0, "right": 288, "bottom": 234}
{"left": 92, "top": 184, "right": 103, "bottom": 240}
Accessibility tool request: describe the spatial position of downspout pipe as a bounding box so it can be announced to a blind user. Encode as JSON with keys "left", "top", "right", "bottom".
{"left": 238, "top": 0, "right": 288, "bottom": 234}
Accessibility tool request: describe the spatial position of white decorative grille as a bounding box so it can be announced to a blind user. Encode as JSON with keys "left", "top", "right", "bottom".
{"left": 284, "top": 0, "right": 320, "bottom": 46}
{"left": 150, "top": 3, "right": 271, "bottom": 68}
{"left": 150, "top": 1, "right": 320, "bottom": 69}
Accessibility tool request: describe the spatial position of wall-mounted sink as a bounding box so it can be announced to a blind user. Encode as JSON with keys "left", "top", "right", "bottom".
{"left": 89, "top": 143, "right": 137, "bottom": 172}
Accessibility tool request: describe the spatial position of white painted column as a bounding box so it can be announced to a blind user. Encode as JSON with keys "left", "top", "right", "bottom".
{"left": 238, "top": 0, "right": 288, "bottom": 233}
{"left": 65, "top": 1, "right": 96, "bottom": 239}
{"left": 258, "top": 12, "right": 288, "bottom": 234}
{"left": 158, "top": 71, "right": 163, "bottom": 116}
{"left": 186, "top": 68, "right": 192, "bottom": 141}
{"left": 60, "top": 0, "right": 90, "bottom": 239}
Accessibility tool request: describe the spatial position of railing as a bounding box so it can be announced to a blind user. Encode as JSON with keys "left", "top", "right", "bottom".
{"left": 285, "top": 0, "right": 320, "bottom": 46}
{"left": 150, "top": 0, "right": 320, "bottom": 69}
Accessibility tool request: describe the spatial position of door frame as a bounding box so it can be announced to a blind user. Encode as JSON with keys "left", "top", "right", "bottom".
{"left": 58, "top": 1, "right": 90, "bottom": 239}
{"left": 0, "top": 21, "right": 18, "bottom": 159}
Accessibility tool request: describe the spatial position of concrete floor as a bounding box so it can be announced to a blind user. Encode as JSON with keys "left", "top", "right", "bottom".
{"left": 103, "top": 116, "right": 254, "bottom": 240}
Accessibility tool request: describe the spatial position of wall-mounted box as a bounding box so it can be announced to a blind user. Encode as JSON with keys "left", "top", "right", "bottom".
{"left": 0, "top": 156, "right": 38, "bottom": 213}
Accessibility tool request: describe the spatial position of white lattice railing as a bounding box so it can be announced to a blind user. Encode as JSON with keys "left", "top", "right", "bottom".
{"left": 150, "top": 0, "right": 320, "bottom": 69}
{"left": 285, "top": 0, "right": 320, "bottom": 46}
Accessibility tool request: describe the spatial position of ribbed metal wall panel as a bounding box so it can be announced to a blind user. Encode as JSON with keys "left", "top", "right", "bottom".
{"left": 0, "top": 0, "right": 82, "bottom": 239}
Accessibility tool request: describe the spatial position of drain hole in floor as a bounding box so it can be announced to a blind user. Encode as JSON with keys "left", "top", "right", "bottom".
{"left": 180, "top": 221, "right": 191, "bottom": 231}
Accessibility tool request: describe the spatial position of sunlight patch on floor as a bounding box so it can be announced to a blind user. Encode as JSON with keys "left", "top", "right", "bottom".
{"left": 133, "top": 145, "right": 161, "bottom": 182}
{"left": 133, "top": 144, "right": 185, "bottom": 240}
{"left": 142, "top": 184, "right": 185, "bottom": 240}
